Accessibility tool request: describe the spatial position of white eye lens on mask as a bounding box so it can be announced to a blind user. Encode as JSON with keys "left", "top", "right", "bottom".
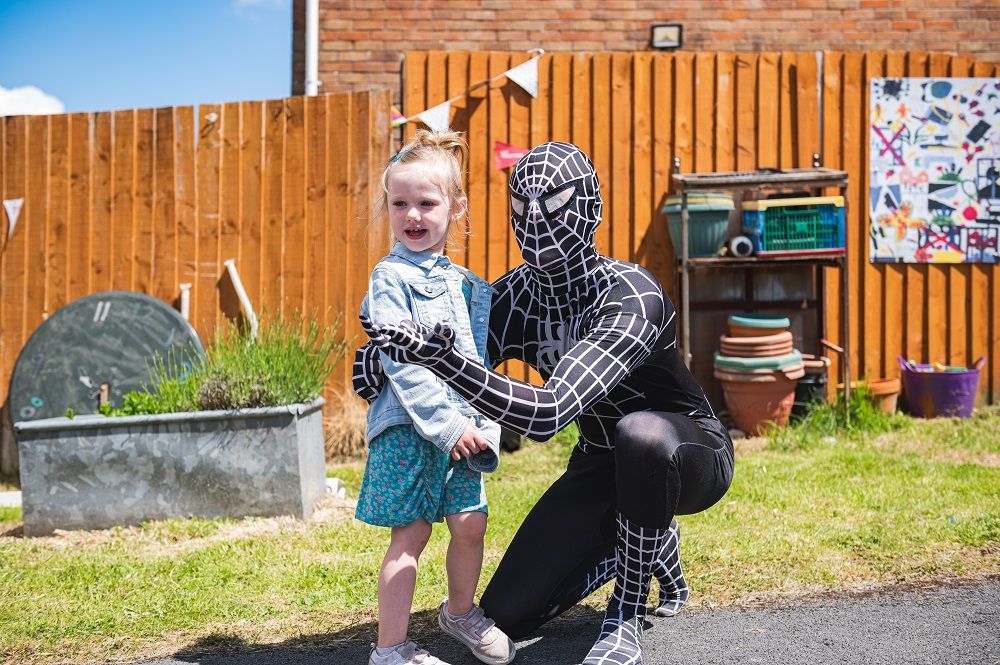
{"left": 544, "top": 186, "right": 575, "bottom": 214}
{"left": 510, "top": 195, "right": 525, "bottom": 217}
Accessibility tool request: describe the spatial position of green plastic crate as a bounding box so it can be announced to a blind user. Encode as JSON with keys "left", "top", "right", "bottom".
{"left": 741, "top": 196, "right": 845, "bottom": 256}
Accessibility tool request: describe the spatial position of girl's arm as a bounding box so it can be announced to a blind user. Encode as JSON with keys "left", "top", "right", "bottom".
{"left": 363, "top": 300, "right": 662, "bottom": 441}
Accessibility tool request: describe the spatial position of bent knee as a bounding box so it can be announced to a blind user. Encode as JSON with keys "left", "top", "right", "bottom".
{"left": 448, "top": 511, "right": 488, "bottom": 545}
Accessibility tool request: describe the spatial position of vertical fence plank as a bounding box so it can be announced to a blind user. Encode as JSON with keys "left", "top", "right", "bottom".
{"left": 487, "top": 52, "right": 512, "bottom": 282}
{"left": 111, "top": 110, "right": 134, "bottom": 293}
{"left": 925, "top": 53, "right": 950, "bottom": 367}
{"left": 757, "top": 53, "right": 780, "bottom": 169}
{"left": 715, "top": 52, "right": 736, "bottom": 174}
{"left": 881, "top": 52, "right": 906, "bottom": 380}
{"left": 347, "top": 92, "right": 373, "bottom": 359}
{"left": 195, "top": 105, "right": 221, "bottom": 336}
{"left": 284, "top": 96, "right": 307, "bottom": 318}
{"left": 903, "top": 52, "right": 929, "bottom": 368}
{"left": 67, "top": 113, "right": 91, "bottom": 301}
{"left": 592, "top": 53, "right": 611, "bottom": 256}
{"left": 508, "top": 52, "right": 531, "bottom": 301}
{"left": 327, "top": 92, "right": 351, "bottom": 387}
{"left": 822, "top": 51, "right": 844, "bottom": 385}
{"left": 304, "top": 96, "right": 327, "bottom": 327}
{"left": 261, "top": 99, "right": 285, "bottom": 316}
{"left": 861, "top": 51, "right": 884, "bottom": 380}
{"left": 92, "top": 112, "right": 113, "bottom": 293}
{"left": 25, "top": 116, "right": 48, "bottom": 342}
{"left": 632, "top": 52, "right": 653, "bottom": 266}
{"left": 611, "top": 52, "right": 633, "bottom": 260}
{"left": 842, "top": 52, "right": 864, "bottom": 380}
{"left": 403, "top": 51, "right": 426, "bottom": 144}
{"left": 694, "top": 52, "right": 715, "bottom": 174}
{"left": 153, "top": 108, "right": 177, "bottom": 304}
{"left": 47, "top": 113, "right": 69, "bottom": 317}
{"left": 220, "top": 102, "right": 242, "bottom": 322}
{"left": 796, "top": 52, "right": 820, "bottom": 168}
{"left": 972, "top": 60, "right": 997, "bottom": 403}
{"left": 735, "top": 53, "right": 757, "bottom": 172}
{"left": 1, "top": 116, "right": 26, "bottom": 407}
{"left": 240, "top": 102, "right": 263, "bottom": 311}
{"left": 650, "top": 53, "right": 675, "bottom": 299}
{"left": 571, "top": 52, "right": 592, "bottom": 157}
{"left": 778, "top": 52, "right": 795, "bottom": 170}
{"left": 133, "top": 109, "right": 155, "bottom": 296}
{"left": 947, "top": 56, "right": 973, "bottom": 372}
{"left": 175, "top": 106, "right": 198, "bottom": 334}
{"left": 467, "top": 52, "right": 489, "bottom": 282}
{"left": 446, "top": 52, "right": 470, "bottom": 267}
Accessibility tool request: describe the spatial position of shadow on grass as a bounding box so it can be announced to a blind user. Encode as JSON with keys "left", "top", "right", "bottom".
{"left": 166, "top": 605, "right": 604, "bottom": 664}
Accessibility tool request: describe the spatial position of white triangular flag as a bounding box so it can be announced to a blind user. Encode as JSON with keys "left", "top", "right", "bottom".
{"left": 3, "top": 198, "right": 24, "bottom": 240}
{"left": 417, "top": 100, "right": 451, "bottom": 132}
{"left": 506, "top": 57, "right": 539, "bottom": 98}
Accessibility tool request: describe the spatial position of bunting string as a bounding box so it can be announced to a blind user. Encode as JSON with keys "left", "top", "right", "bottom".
{"left": 393, "top": 48, "right": 544, "bottom": 131}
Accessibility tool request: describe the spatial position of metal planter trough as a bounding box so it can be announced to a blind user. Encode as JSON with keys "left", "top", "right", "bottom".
{"left": 13, "top": 398, "right": 326, "bottom": 537}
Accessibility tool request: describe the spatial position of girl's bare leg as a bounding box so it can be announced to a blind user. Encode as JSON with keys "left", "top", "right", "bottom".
{"left": 377, "top": 518, "right": 433, "bottom": 648}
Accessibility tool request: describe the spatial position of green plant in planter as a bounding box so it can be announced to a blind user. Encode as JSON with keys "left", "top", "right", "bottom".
{"left": 101, "top": 312, "right": 348, "bottom": 416}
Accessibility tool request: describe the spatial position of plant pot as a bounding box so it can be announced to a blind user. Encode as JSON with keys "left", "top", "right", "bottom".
{"left": 719, "top": 333, "right": 795, "bottom": 357}
{"left": 727, "top": 313, "right": 791, "bottom": 338}
{"left": 717, "top": 371, "right": 798, "bottom": 436}
{"left": 836, "top": 378, "right": 901, "bottom": 414}
{"left": 13, "top": 399, "right": 327, "bottom": 536}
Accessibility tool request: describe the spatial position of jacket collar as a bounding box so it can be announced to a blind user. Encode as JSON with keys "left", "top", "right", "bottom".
{"left": 390, "top": 242, "right": 452, "bottom": 272}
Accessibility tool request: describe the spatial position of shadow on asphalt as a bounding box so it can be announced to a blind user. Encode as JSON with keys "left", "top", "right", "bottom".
{"left": 163, "top": 605, "right": 605, "bottom": 664}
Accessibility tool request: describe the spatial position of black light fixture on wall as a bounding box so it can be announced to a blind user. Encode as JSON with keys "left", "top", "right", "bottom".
{"left": 650, "top": 23, "right": 683, "bottom": 50}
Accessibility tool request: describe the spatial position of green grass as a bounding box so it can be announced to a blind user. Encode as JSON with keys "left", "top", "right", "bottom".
{"left": 0, "top": 416, "right": 997, "bottom": 664}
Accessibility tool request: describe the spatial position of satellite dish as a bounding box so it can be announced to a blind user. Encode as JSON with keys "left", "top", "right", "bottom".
{"left": 9, "top": 291, "right": 205, "bottom": 422}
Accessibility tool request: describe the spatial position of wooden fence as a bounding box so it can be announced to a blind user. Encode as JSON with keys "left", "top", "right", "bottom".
{"left": 2, "top": 50, "right": 999, "bottom": 446}
{"left": 404, "top": 50, "right": 1000, "bottom": 404}
{"left": 0, "top": 90, "right": 392, "bottom": 419}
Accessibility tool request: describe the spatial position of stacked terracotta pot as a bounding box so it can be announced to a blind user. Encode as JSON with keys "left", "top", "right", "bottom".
{"left": 714, "top": 314, "right": 804, "bottom": 436}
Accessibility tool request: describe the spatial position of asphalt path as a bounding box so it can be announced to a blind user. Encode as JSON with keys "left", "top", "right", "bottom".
{"left": 139, "top": 578, "right": 999, "bottom": 665}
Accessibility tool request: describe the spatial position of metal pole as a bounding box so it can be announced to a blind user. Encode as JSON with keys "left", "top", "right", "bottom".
{"left": 224, "top": 259, "right": 259, "bottom": 340}
{"left": 840, "top": 183, "right": 851, "bottom": 419}
{"left": 305, "top": 0, "right": 320, "bottom": 96}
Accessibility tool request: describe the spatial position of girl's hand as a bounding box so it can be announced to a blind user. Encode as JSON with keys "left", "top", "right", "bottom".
{"left": 360, "top": 314, "right": 456, "bottom": 366}
{"left": 451, "top": 422, "right": 489, "bottom": 461}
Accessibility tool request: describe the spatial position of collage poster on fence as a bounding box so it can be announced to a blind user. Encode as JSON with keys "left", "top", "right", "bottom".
{"left": 869, "top": 77, "right": 1000, "bottom": 263}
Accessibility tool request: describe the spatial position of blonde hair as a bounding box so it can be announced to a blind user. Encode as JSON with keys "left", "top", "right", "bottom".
{"left": 374, "top": 129, "right": 470, "bottom": 251}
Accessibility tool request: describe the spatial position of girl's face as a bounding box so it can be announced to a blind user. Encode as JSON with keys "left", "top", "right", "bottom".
{"left": 386, "top": 164, "right": 466, "bottom": 254}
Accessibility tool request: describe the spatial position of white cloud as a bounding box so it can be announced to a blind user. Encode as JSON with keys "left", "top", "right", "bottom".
{"left": 0, "top": 85, "right": 65, "bottom": 117}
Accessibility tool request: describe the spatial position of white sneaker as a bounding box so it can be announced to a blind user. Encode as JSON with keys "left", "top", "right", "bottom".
{"left": 437, "top": 600, "right": 516, "bottom": 665}
{"left": 368, "top": 639, "right": 451, "bottom": 665}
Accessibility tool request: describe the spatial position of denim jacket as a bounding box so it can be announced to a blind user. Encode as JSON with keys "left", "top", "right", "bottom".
{"left": 361, "top": 243, "right": 502, "bottom": 472}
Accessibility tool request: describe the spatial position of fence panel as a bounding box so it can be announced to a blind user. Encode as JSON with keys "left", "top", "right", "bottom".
{"left": 0, "top": 91, "right": 391, "bottom": 446}
{"left": 403, "top": 50, "right": 999, "bottom": 405}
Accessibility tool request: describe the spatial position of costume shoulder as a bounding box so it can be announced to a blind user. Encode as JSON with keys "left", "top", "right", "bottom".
{"left": 487, "top": 265, "right": 532, "bottom": 364}
{"left": 604, "top": 258, "right": 671, "bottom": 324}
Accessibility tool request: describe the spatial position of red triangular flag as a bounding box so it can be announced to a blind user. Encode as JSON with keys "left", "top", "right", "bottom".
{"left": 494, "top": 141, "right": 529, "bottom": 170}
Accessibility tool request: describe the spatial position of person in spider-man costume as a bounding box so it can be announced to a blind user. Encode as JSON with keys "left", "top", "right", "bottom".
{"left": 355, "top": 142, "right": 734, "bottom": 665}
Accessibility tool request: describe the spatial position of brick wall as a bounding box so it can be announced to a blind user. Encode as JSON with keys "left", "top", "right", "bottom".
{"left": 292, "top": 0, "right": 1000, "bottom": 102}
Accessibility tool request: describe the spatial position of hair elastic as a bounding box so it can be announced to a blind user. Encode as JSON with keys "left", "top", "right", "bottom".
{"left": 391, "top": 145, "right": 415, "bottom": 164}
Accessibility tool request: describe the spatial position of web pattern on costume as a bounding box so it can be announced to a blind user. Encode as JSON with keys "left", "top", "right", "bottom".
{"left": 355, "top": 142, "right": 722, "bottom": 662}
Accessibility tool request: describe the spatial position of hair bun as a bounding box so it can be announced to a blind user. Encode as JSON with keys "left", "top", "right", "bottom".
{"left": 410, "top": 129, "right": 468, "bottom": 170}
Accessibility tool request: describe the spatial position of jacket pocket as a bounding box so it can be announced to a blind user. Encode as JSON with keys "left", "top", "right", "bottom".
{"left": 407, "top": 278, "right": 451, "bottom": 326}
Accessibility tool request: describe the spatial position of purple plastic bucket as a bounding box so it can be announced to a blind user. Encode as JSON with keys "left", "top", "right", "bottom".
{"left": 898, "top": 356, "right": 985, "bottom": 418}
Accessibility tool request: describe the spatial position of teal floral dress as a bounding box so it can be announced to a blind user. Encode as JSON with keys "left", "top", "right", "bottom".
{"left": 355, "top": 280, "right": 488, "bottom": 527}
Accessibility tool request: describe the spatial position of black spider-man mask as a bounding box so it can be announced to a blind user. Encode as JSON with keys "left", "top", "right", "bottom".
{"left": 509, "top": 142, "right": 603, "bottom": 272}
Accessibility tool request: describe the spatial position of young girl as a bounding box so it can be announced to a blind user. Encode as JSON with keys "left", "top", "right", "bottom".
{"left": 356, "top": 130, "right": 516, "bottom": 665}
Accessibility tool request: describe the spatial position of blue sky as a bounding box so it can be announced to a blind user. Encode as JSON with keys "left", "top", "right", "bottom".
{"left": 0, "top": 0, "right": 291, "bottom": 115}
